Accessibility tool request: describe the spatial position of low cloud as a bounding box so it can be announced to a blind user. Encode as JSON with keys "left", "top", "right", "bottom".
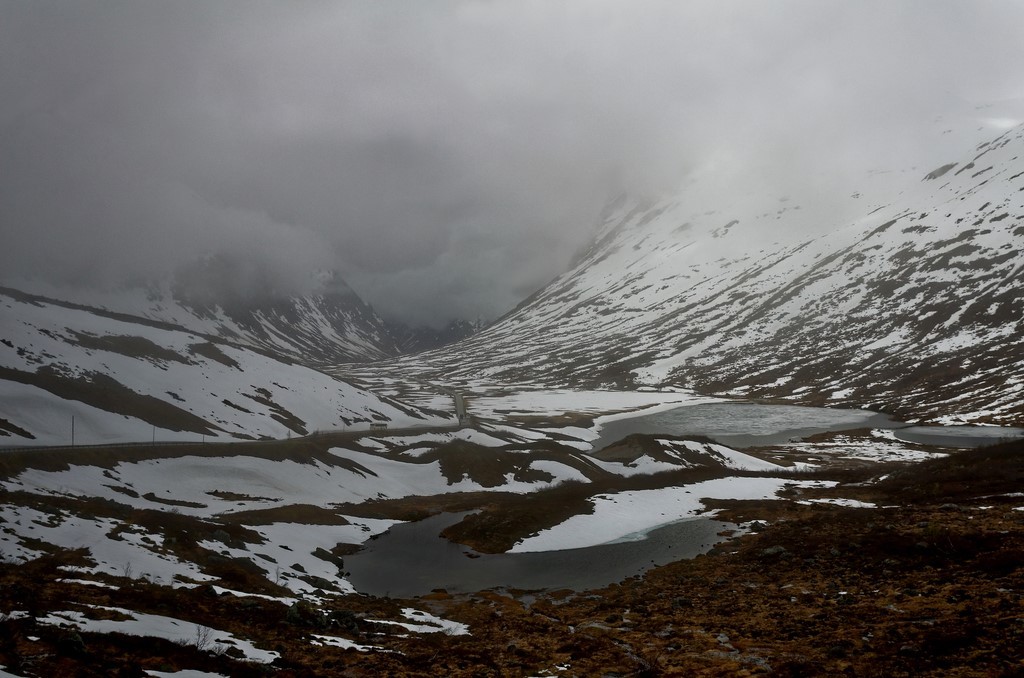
{"left": 2, "top": 1, "right": 1024, "bottom": 326}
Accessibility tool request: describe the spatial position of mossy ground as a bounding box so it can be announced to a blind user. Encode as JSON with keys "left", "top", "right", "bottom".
{"left": 1, "top": 440, "right": 1022, "bottom": 676}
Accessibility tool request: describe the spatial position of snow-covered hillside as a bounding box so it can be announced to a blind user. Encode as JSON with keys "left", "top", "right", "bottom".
{"left": 0, "top": 287, "right": 449, "bottom": 446}
{"left": 369, "top": 125, "right": 1024, "bottom": 425}
{"left": 10, "top": 264, "right": 401, "bottom": 366}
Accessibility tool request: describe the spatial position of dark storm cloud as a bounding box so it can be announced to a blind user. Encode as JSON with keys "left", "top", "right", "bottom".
{"left": 2, "top": 1, "right": 1024, "bottom": 326}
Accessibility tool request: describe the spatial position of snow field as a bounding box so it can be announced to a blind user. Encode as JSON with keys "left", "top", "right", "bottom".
{"left": 666, "top": 440, "right": 784, "bottom": 471}
{"left": 328, "top": 449, "right": 588, "bottom": 496}
{"left": 198, "top": 518, "right": 397, "bottom": 596}
{"left": 4, "top": 440, "right": 591, "bottom": 521}
{"left": 1, "top": 292, "right": 444, "bottom": 445}
{"left": 774, "top": 430, "right": 947, "bottom": 464}
{"left": 308, "top": 609, "right": 468, "bottom": 652}
{"left": 36, "top": 605, "right": 278, "bottom": 663}
{"left": 510, "top": 477, "right": 837, "bottom": 553}
{"left": 0, "top": 504, "right": 214, "bottom": 585}
{"left": 310, "top": 634, "right": 390, "bottom": 652}
{"left": 368, "top": 608, "right": 470, "bottom": 636}
{"left": 364, "top": 427, "right": 508, "bottom": 450}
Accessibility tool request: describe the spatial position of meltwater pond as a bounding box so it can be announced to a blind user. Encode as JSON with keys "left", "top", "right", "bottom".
{"left": 344, "top": 511, "right": 733, "bottom": 598}
{"left": 592, "top": 402, "right": 901, "bottom": 450}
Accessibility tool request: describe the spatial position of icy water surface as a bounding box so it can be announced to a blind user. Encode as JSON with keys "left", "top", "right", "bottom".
{"left": 894, "top": 425, "right": 1024, "bottom": 448}
{"left": 346, "top": 404, "right": 1024, "bottom": 597}
{"left": 591, "top": 402, "right": 1024, "bottom": 451}
{"left": 344, "top": 511, "right": 733, "bottom": 597}
{"left": 592, "top": 402, "right": 901, "bottom": 450}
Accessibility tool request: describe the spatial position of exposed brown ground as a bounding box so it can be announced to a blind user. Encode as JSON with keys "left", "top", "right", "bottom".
{"left": 1, "top": 441, "right": 1022, "bottom": 676}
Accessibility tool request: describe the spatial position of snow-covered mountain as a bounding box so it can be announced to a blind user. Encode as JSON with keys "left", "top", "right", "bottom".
{"left": 167, "top": 259, "right": 402, "bottom": 365}
{"left": 0, "top": 286, "right": 449, "bottom": 446}
{"left": 374, "top": 125, "right": 1024, "bottom": 425}
{"left": 5, "top": 256, "right": 487, "bottom": 370}
{"left": 11, "top": 258, "right": 402, "bottom": 366}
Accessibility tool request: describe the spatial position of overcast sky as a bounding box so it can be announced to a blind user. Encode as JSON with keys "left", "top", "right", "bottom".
{"left": 2, "top": 1, "right": 1024, "bottom": 326}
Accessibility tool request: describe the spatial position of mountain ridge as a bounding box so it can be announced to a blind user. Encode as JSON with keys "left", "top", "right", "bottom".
{"left": 4, "top": 260, "right": 482, "bottom": 368}
{"left": 363, "top": 125, "right": 1024, "bottom": 425}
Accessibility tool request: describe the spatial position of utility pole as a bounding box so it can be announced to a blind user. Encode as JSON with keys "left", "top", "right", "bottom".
{"left": 71, "top": 415, "right": 75, "bottom": 447}
{"left": 152, "top": 425, "right": 155, "bottom": 446}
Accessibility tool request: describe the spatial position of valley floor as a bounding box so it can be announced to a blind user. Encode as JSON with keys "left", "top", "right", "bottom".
{"left": 1, "top": 388, "right": 1022, "bottom": 676}
{"left": 2, "top": 441, "right": 1023, "bottom": 676}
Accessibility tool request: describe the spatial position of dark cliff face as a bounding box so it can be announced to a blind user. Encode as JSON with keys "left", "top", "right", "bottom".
{"left": 385, "top": 318, "right": 479, "bottom": 356}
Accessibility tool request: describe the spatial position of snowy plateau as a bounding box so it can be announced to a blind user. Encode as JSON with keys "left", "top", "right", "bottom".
{"left": 0, "top": 124, "right": 1023, "bottom": 676}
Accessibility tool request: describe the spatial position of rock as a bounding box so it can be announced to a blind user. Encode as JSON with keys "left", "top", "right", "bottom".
{"left": 56, "top": 631, "right": 86, "bottom": 656}
{"left": 210, "top": 528, "right": 232, "bottom": 544}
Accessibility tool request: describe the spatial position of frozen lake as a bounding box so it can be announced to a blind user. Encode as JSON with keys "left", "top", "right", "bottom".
{"left": 592, "top": 402, "right": 1024, "bottom": 450}
{"left": 592, "top": 402, "right": 900, "bottom": 450}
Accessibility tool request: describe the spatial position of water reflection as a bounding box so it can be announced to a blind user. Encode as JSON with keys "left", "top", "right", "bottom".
{"left": 345, "top": 511, "right": 732, "bottom": 598}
